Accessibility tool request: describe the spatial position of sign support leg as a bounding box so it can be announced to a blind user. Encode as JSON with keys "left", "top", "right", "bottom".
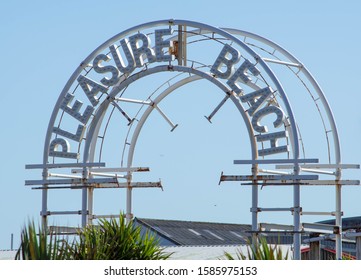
{"left": 335, "top": 184, "right": 342, "bottom": 259}
{"left": 81, "top": 167, "right": 89, "bottom": 227}
{"left": 126, "top": 171, "right": 133, "bottom": 224}
{"left": 293, "top": 184, "right": 301, "bottom": 260}
{"left": 126, "top": 188, "right": 132, "bottom": 223}
{"left": 251, "top": 164, "right": 258, "bottom": 244}
{"left": 41, "top": 168, "right": 48, "bottom": 231}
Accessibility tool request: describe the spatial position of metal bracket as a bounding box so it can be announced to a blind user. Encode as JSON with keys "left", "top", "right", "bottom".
{"left": 204, "top": 95, "right": 230, "bottom": 123}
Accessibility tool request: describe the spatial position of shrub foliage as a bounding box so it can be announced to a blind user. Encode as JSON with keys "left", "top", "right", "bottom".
{"left": 16, "top": 215, "right": 171, "bottom": 260}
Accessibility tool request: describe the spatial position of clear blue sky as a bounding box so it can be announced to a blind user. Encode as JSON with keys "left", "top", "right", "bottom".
{"left": 1, "top": 0, "right": 360, "bottom": 249}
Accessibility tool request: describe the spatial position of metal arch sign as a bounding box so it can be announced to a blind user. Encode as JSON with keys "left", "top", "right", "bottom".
{"left": 48, "top": 23, "right": 293, "bottom": 161}
{"left": 26, "top": 19, "right": 359, "bottom": 260}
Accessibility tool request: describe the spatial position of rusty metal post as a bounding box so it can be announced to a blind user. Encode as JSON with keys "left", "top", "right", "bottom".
{"left": 87, "top": 187, "right": 94, "bottom": 225}
{"left": 126, "top": 170, "right": 133, "bottom": 224}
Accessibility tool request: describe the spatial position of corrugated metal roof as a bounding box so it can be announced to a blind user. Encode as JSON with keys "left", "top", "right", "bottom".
{"left": 136, "top": 218, "right": 253, "bottom": 246}
{"left": 135, "top": 218, "right": 297, "bottom": 246}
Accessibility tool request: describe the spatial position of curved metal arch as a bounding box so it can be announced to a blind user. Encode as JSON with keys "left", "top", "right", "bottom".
{"left": 43, "top": 19, "right": 299, "bottom": 164}
{"left": 42, "top": 20, "right": 302, "bottom": 251}
{"left": 81, "top": 65, "right": 259, "bottom": 227}
{"left": 83, "top": 65, "right": 257, "bottom": 165}
{"left": 221, "top": 27, "right": 341, "bottom": 166}
{"left": 168, "top": 26, "right": 340, "bottom": 166}
{"left": 30, "top": 19, "right": 356, "bottom": 262}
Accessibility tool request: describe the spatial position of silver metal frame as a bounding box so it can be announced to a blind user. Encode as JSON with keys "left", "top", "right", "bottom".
{"left": 26, "top": 19, "right": 360, "bottom": 260}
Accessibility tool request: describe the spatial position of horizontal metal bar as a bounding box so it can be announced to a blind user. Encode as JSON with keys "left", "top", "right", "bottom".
{"left": 262, "top": 57, "right": 302, "bottom": 68}
{"left": 301, "top": 211, "right": 335, "bottom": 216}
{"left": 241, "top": 180, "right": 360, "bottom": 186}
{"left": 47, "top": 211, "right": 82, "bottom": 215}
{"left": 220, "top": 174, "right": 319, "bottom": 181}
{"left": 48, "top": 173, "right": 82, "bottom": 179}
{"left": 234, "top": 158, "right": 319, "bottom": 165}
{"left": 275, "top": 164, "right": 360, "bottom": 169}
{"left": 115, "top": 97, "right": 152, "bottom": 105}
{"left": 259, "top": 207, "right": 293, "bottom": 212}
{"left": 91, "top": 214, "right": 120, "bottom": 219}
{"left": 25, "top": 177, "right": 117, "bottom": 186}
{"left": 31, "top": 181, "right": 163, "bottom": 190}
{"left": 26, "top": 162, "right": 106, "bottom": 169}
{"left": 88, "top": 172, "right": 127, "bottom": 178}
{"left": 258, "top": 168, "right": 290, "bottom": 175}
{"left": 298, "top": 168, "right": 335, "bottom": 175}
{"left": 71, "top": 167, "right": 150, "bottom": 173}
{"left": 260, "top": 223, "right": 294, "bottom": 231}
{"left": 302, "top": 222, "right": 339, "bottom": 234}
{"left": 94, "top": 182, "right": 163, "bottom": 189}
{"left": 32, "top": 186, "right": 84, "bottom": 190}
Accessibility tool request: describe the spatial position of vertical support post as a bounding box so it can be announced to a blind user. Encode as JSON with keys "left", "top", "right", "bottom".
{"left": 334, "top": 166, "right": 342, "bottom": 259}
{"left": 126, "top": 188, "right": 132, "bottom": 223}
{"left": 356, "top": 234, "right": 361, "bottom": 260}
{"left": 177, "top": 25, "right": 183, "bottom": 66}
{"left": 88, "top": 187, "right": 94, "bottom": 225}
{"left": 126, "top": 171, "right": 133, "bottom": 224}
{"left": 81, "top": 166, "right": 89, "bottom": 227}
{"left": 251, "top": 164, "right": 258, "bottom": 244}
{"left": 293, "top": 164, "right": 301, "bottom": 260}
{"left": 182, "top": 25, "right": 187, "bottom": 66}
{"left": 41, "top": 167, "right": 48, "bottom": 230}
{"left": 11, "top": 233, "right": 13, "bottom": 251}
{"left": 177, "top": 25, "right": 187, "bottom": 66}
{"left": 335, "top": 184, "right": 342, "bottom": 259}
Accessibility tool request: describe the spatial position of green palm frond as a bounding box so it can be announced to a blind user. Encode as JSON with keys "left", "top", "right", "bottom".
{"left": 65, "top": 215, "right": 171, "bottom": 260}
{"left": 223, "top": 236, "right": 289, "bottom": 260}
{"left": 15, "top": 221, "right": 67, "bottom": 260}
{"left": 15, "top": 215, "right": 171, "bottom": 260}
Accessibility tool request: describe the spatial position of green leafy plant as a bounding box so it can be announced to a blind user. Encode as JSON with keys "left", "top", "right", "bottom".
{"left": 68, "top": 215, "right": 171, "bottom": 260}
{"left": 224, "top": 236, "right": 289, "bottom": 260}
{"left": 15, "top": 215, "right": 171, "bottom": 260}
{"left": 15, "top": 221, "right": 67, "bottom": 260}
